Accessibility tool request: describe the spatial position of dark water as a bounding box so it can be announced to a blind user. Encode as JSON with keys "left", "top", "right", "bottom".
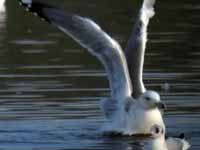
{"left": 0, "top": 0, "right": 200, "bottom": 149}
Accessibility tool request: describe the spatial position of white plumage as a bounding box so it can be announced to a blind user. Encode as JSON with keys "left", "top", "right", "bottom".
{"left": 147, "top": 125, "right": 190, "bottom": 150}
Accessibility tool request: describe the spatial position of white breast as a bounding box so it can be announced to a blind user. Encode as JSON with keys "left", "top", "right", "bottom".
{"left": 125, "top": 106, "right": 165, "bottom": 134}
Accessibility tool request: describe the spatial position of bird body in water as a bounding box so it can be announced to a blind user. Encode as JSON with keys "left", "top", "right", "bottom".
{"left": 148, "top": 125, "right": 190, "bottom": 150}
{"left": 101, "top": 91, "right": 165, "bottom": 135}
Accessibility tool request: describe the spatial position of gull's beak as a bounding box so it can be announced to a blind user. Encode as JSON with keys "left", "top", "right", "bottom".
{"left": 156, "top": 102, "right": 166, "bottom": 110}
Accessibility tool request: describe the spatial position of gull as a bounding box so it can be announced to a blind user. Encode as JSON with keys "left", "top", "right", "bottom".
{"left": 146, "top": 125, "right": 190, "bottom": 150}
{"left": 18, "top": 0, "right": 165, "bottom": 135}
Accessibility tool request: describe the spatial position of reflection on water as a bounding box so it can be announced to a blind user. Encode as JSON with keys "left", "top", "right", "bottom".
{"left": 0, "top": 0, "right": 199, "bottom": 149}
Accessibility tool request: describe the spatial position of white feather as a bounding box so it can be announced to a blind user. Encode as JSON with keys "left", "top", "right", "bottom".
{"left": 148, "top": 125, "right": 190, "bottom": 150}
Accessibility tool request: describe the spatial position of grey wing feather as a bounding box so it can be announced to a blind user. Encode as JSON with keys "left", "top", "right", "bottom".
{"left": 46, "top": 9, "right": 132, "bottom": 99}
{"left": 125, "top": 0, "right": 156, "bottom": 98}
{"left": 18, "top": 0, "right": 132, "bottom": 100}
{"left": 100, "top": 98, "right": 117, "bottom": 119}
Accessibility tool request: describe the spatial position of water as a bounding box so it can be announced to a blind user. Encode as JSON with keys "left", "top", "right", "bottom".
{"left": 0, "top": 0, "right": 199, "bottom": 149}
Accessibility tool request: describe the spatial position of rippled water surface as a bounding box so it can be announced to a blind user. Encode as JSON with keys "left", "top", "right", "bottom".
{"left": 0, "top": 0, "right": 200, "bottom": 149}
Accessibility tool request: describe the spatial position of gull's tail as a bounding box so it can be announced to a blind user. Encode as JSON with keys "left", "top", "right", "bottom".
{"left": 166, "top": 137, "right": 190, "bottom": 150}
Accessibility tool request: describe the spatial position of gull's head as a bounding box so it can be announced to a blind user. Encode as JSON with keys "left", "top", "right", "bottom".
{"left": 138, "top": 90, "right": 166, "bottom": 110}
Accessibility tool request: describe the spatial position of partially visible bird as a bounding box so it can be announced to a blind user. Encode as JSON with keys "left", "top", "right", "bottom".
{"left": 147, "top": 125, "right": 190, "bottom": 150}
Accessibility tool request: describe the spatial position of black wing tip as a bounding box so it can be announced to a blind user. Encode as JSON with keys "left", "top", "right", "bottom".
{"left": 18, "top": 0, "right": 80, "bottom": 28}
{"left": 18, "top": 0, "right": 56, "bottom": 23}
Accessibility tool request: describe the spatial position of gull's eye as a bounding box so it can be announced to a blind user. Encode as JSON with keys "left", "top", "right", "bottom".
{"left": 145, "top": 97, "right": 151, "bottom": 101}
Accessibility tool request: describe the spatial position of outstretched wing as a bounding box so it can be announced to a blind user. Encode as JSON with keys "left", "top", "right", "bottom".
{"left": 125, "top": 0, "right": 156, "bottom": 98}
{"left": 18, "top": 0, "right": 132, "bottom": 99}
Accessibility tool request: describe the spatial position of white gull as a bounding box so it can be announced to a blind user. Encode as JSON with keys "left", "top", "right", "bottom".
{"left": 18, "top": 0, "right": 165, "bottom": 135}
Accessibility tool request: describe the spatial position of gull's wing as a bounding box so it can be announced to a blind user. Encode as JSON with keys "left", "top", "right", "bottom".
{"left": 18, "top": 0, "right": 132, "bottom": 100}
{"left": 125, "top": 0, "right": 156, "bottom": 98}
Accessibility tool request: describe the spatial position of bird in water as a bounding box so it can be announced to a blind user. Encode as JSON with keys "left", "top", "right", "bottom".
{"left": 146, "top": 124, "right": 190, "bottom": 150}
{"left": 18, "top": 0, "right": 165, "bottom": 135}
